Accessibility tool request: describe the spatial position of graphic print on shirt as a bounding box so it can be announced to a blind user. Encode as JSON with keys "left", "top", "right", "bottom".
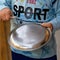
{"left": 27, "top": 0, "right": 36, "bottom": 4}
{"left": 12, "top": 0, "right": 54, "bottom": 23}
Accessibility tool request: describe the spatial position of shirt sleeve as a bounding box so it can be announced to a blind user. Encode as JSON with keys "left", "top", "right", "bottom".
{"left": 0, "top": 0, "right": 11, "bottom": 10}
{"left": 49, "top": 0, "right": 60, "bottom": 32}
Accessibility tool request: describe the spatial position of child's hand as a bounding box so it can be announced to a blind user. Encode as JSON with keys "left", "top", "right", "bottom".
{"left": 0, "top": 8, "right": 13, "bottom": 21}
{"left": 41, "top": 23, "right": 53, "bottom": 31}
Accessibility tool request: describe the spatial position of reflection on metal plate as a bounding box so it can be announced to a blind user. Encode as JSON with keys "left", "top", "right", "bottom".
{"left": 8, "top": 23, "right": 51, "bottom": 51}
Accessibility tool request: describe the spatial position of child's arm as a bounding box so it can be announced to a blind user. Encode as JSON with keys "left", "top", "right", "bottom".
{"left": 0, "top": 0, "right": 11, "bottom": 10}
{"left": 42, "top": 0, "right": 60, "bottom": 32}
{"left": 49, "top": 0, "right": 60, "bottom": 32}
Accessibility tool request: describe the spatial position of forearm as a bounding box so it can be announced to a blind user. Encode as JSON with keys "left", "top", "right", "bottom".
{"left": 49, "top": 16, "right": 60, "bottom": 32}
{"left": 0, "top": 0, "right": 11, "bottom": 10}
{"left": 0, "top": 5, "right": 8, "bottom": 10}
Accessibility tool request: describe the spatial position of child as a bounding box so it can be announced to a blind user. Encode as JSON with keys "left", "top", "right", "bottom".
{"left": 0, "top": 0, "right": 60, "bottom": 60}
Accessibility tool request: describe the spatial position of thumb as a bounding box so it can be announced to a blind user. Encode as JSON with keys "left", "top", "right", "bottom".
{"left": 41, "top": 23, "right": 49, "bottom": 28}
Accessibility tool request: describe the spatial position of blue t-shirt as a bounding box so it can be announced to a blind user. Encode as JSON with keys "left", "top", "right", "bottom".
{"left": 0, "top": 0, "right": 60, "bottom": 59}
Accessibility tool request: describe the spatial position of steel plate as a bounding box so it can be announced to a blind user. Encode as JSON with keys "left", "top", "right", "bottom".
{"left": 8, "top": 23, "right": 51, "bottom": 51}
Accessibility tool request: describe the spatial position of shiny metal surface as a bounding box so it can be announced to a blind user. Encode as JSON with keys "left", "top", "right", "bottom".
{"left": 8, "top": 23, "right": 51, "bottom": 51}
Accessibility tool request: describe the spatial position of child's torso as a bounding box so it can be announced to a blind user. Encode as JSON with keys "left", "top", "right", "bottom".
{"left": 11, "top": 0, "right": 56, "bottom": 24}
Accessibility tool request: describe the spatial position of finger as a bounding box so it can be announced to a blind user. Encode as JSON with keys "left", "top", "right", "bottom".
{"left": 41, "top": 23, "right": 49, "bottom": 28}
{"left": 8, "top": 10, "right": 13, "bottom": 16}
{"left": 6, "top": 15, "right": 11, "bottom": 21}
{"left": 1, "top": 15, "right": 7, "bottom": 21}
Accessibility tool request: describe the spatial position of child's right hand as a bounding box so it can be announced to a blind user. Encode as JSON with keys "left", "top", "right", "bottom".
{"left": 0, "top": 8, "right": 13, "bottom": 21}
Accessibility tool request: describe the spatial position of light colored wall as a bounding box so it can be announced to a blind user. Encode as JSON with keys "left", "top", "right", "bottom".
{"left": 55, "top": 30, "right": 60, "bottom": 60}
